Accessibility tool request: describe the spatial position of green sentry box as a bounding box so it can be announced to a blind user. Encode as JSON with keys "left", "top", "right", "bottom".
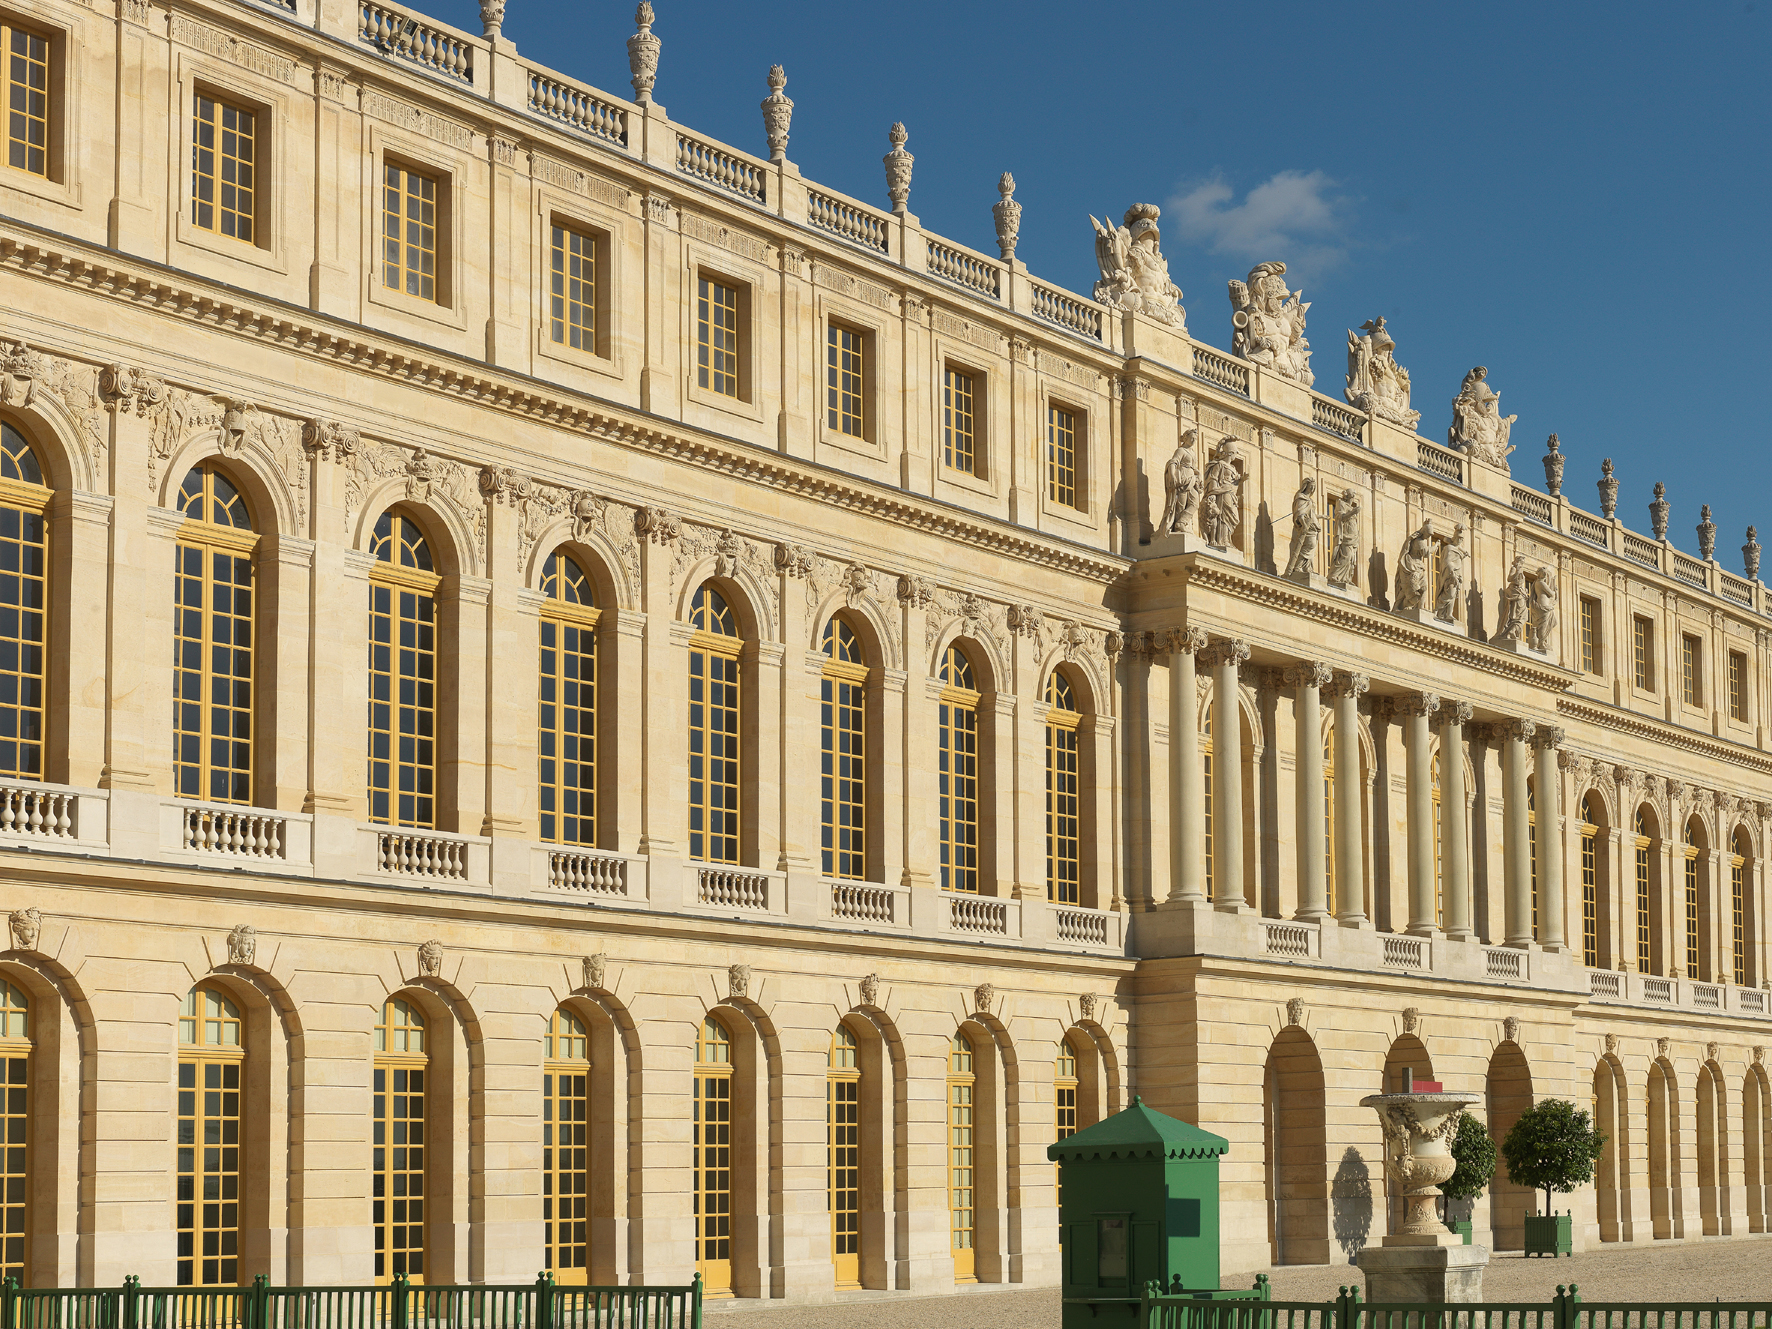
{"left": 1047, "top": 1096, "right": 1229, "bottom": 1329}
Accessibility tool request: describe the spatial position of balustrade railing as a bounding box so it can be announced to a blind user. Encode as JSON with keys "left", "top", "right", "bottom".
{"left": 1643, "top": 975, "right": 1675, "bottom": 1002}
{"left": 1416, "top": 441, "right": 1463, "bottom": 484}
{"left": 1740, "top": 987, "right": 1768, "bottom": 1014}
{"left": 1510, "top": 485, "right": 1554, "bottom": 526}
{"left": 377, "top": 831, "right": 470, "bottom": 882}
{"left": 806, "top": 191, "right": 889, "bottom": 253}
{"left": 926, "top": 239, "right": 1001, "bottom": 299}
{"left": 527, "top": 72, "right": 628, "bottom": 147}
{"left": 1191, "top": 345, "right": 1249, "bottom": 396}
{"left": 1569, "top": 509, "right": 1610, "bottom": 548}
{"left": 1261, "top": 920, "right": 1313, "bottom": 958}
{"left": 181, "top": 805, "right": 287, "bottom": 860}
{"left": 1588, "top": 969, "right": 1624, "bottom": 998}
{"left": 830, "top": 880, "right": 900, "bottom": 925}
{"left": 1311, "top": 398, "right": 1363, "bottom": 442}
{"left": 675, "top": 135, "right": 766, "bottom": 205}
{"left": 948, "top": 894, "right": 1008, "bottom": 936}
{"left": 0, "top": 782, "right": 77, "bottom": 840}
{"left": 358, "top": 2, "right": 475, "bottom": 83}
{"left": 697, "top": 867, "right": 770, "bottom": 911}
{"left": 1622, "top": 532, "right": 1660, "bottom": 567}
{"left": 1056, "top": 906, "right": 1112, "bottom": 948}
{"left": 1029, "top": 283, "right": 1104, "bottom": 341}
{"left": 1692, "top": 981, "right": 1722, "bottom": 1009}
{"left": 1380, "top": 934, "right": 1427, "bottom": 970}
{"left": 1484, "top": 947, "right": 1525, "bottom": 979}
{"left": 548, "top": 850, "right": 628, "bottom": 896}
{"left": 1671, "top": 551, "right": 1707, "bottom": 587}
{"left": 1721, "top": 574, "right": 1754, "bottom": 606}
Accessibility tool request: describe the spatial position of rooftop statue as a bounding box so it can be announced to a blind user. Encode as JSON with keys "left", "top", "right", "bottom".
{"left": 1345, "top": 317, "right": 1420, "bottom": 428}
{"left": 1448, "top": 366, "right": 1517, "bottom": 468}
{"left": 1089, "top": 204, "right": 1186, "bottom": 329}
{"left": 1228, "top": 262, "right": 1313, "bottom": 387}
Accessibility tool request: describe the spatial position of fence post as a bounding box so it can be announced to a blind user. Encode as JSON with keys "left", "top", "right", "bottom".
{"left": 249, "top": 1273, "right": 269, "bottom": 1329}
{"left": 691, "top": 1273, "right": 703, "bottom": 1329}
{"left": 392, "top": 1273, "right": 410, "bottom": 1329}
{"left": 122, "top": 1274, "right": 140, "bottom": 1329}
{"left": 534, "top": 1272, "right": 554, "bottom": 1329}
{"left": 3, "top": 1274, "right": 16, "bottom": 1329}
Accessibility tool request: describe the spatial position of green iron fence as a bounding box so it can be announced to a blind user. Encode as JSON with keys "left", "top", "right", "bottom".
{"left": 1142, "top": 1283, "right": 1772, "bottom": 1329}
{"left": 0, "top": 1274, "right": 702, "bottom": 1329}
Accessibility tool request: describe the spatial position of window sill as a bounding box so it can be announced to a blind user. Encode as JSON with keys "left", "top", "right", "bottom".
{"left": 1, "top": 164, "right": 81, "bottom": 212}
{"left": 366, "top": 276, "right": 467, "bottom": 332}
{"left": 174, "top": 213, "right": 289, "bottom": 276}
{"left": 685, "top": 378, "right": 763, "bottom": 424}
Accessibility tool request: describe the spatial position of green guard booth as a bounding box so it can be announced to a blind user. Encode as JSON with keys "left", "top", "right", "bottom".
{"left": 1047, "top": 1096, "right": 1229, "bottom": 1328}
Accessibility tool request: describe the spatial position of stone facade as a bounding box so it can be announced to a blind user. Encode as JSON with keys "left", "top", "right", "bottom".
{"left": 0, "top": 0, "right": 1769, "bottom": 1299}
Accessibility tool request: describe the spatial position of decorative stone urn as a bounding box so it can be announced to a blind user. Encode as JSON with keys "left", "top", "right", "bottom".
{"left": 1356, "top": 1090, "right": 1489, "bottom": 1303}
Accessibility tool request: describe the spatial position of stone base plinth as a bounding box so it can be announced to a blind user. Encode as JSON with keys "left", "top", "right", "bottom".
{"left": 1359, "top": 1241, "right": 1489, "bottom": 1304}
{"left": 1392, "top": 606, "right": 1465, "bottom": 633}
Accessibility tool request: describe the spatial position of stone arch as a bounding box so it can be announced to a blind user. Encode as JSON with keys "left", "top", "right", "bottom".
{"left": 527, "top": 536, "right": 628, "bottom": 612}
{"left": 352, "top": 485, "right": 478, "bottom": 579}
{"left": 1070, "top": 1012, "right": 1123, "bottom": 1117}
{"left": 0, "top": 400, "right": 93, "bottom": 495}
{"left": 808, "top": 590, "right": 901, "bottom": 674}
{"left": 1035, "top": 645, "right": 1108, "bottom": 717}
{"left": 1263, "top": 1026, "right": 1329, "bottom": 1265}
{"left": 692, "top": 994, "right": 778, "bottom": 1299}
{"left": 1593, "top": 1054, "right": 1630, "bottom": 1243}
{"left": 827, "top": 1004, "right": 898, "bottom": 1291}
{"left": 952, "top": 1014, "right": 1013, "bottom": 1285}
{"left": 157, "top": 436, "right": 300, "bottom": 538}
{"left": 1382, "top": 1032, "right": 1433, "bottom": 1093}
{"left": 1485, "top": 1038, "right": 1533, "bottom": 1251}
{"left": 674, "top": 560, "right": 777, "bottom": 644}
{"left": 1647, "top": 1057, "right": 1681, "bottom": 1239}
{"left": 927, "top": 622, "right": 1007, "bottom": 697}
{"left": 1697, "top": 1058, "right": 1730, "bottom": 1235}
{"left": 1745, "top": 1061, "right": 1770, "bottom": 1233}
{"left": 0, "top": 955, "right": 87, "bottom": 1286}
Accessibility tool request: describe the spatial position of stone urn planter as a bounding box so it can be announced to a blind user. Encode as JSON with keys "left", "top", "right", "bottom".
{"left": 1356, "top": 1090, "right": 1488, "bottom": 1302}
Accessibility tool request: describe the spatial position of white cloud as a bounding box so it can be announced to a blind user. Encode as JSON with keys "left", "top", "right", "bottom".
{"left": 1168, "top": 170, "right": 1349, "bottom": 275}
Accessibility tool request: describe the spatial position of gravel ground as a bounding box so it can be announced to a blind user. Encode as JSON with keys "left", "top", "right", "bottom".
{"left": 701, "top": 1238, "right": 1772, "bottom": 1329}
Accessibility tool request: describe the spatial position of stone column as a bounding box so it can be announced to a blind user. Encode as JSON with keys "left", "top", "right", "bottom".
{"left": 1166, "top": 627, "right": 1210, "bottom": 905}
{"left": 1326, "top": 672, "right": 1370, "bottom": 925}
{"left": 1288, "top": 662, "right": 1333, "bottom": 921}
{"left": 1502, "top": 719, "right": 1537, "bottom": 947}
{"left": 1535, "top": 726, "right": 1567, "bottom": 952}
{"left": 1201, "top": 638, "right": 1250, "bottom": 911}
{"left": 1397, "top": 694, "right": 1441, "bottom": 936}
{"left": 1439, "top": 701, "right": 1474, "bottom": 940}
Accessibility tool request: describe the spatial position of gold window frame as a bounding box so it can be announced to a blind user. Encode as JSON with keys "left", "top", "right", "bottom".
{"left": 694, "top": 1016, "right": 734, "bottom": 1296}
{"left": 0, "top": 467, "right": 51, "bottom": 785}
{"left": 543, "top": 1006, "right": 591, "bottom": 1284}
{"left": 177, "top": 984, "right": 245, "bottom": 1289}
{"left": 827, "top": 1026, "right": 860, "bottom": 1288}
{"left": 373, "top": 997, "right": 429, "bottom": 1286}
{"left": 947, "top": 1033, "right": 976, "bottom": 1283}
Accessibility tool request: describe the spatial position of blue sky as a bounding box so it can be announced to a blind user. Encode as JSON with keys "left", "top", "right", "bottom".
{"left": 461, "top": 0, "right": 1772, "bottom": 567}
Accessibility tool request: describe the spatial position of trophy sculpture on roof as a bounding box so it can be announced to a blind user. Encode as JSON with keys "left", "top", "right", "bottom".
{"left": 1089, "top": 204, "right": 1187, "bottom": 330}
{"left": 1228, "top": 262, "right": 1313, "bottom": 387}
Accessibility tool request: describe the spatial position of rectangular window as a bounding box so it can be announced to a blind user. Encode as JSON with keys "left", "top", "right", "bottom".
{"left": 1579, "top": 596, "right": 1600, "bottom": 675}
{"left": 1733, "top": 854, "right": 1747, "bottom": 986}
{"left": 826, "top": 323, "right": 866, "bottom": 438}
{"left": 1685, "top": 846, "right": 1700, "bottom": 979}
{"left": 5, "top": 21, "right": 49, "bottom": 178}
{"left": 173, "top": 544, "right": 255, "bottom": 804}
{"left": 1048, "top": 405, "right": 1078, "bottom": 507}
{"left": 382, "top": 163, "right": 438, "bottom": 302}
{"left": 191, "top": 94, "right": 256, "bottom": 243}
{"left": 688, "top": 646, "right": 740, "bottom": 864}
{"left": 820, "top": 667, "right": 865, "bottom": 880}
{"left": 367, "top": 583, "right": 436, "bottom": 828}
{"left": 538, "top": 617, "right": 596, "bottom": 846}
{"left": 1633, "top": 616, "right": 1653, "bottom": 691}
{"left": 372, "top": 1062, "right": 426, "bottom": 1281}
{"left": 176, "top": 1058, "right": 241, "bottom": 1287}
{"left": 1682, "top": 633, "right": 1701, "bottom": 707}
{"left": 1046, "top": 717, "right": 1080, "bottom": 904}
{"left": 549, "top": 223, "right": 596, "bottom": 352}
{"left": 1636, "top": 834, "right": 1651, "bottom": 974}
{"left": 943, "top": 367, "right": 976, "bottom": 475}
{"left": 1730, "top": 650, "right": 1748, "bottom": 722}
{"left": 938, "top": 694, "right": 979, "bottom": 893}
{"left": 542, "top": 1066, "right": 589, "bottom": 1281}
{"left": 697, "top": 276, "right": 741, "bottom": 398}
{"left": 1581, "top": 824, "right": 1597, "bottom": 967}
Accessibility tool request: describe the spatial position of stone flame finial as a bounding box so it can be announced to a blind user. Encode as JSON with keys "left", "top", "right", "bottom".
{"left": 760, "top": 66, "right": 793, "bottom": 163}
{"left": 883, "top": 123, "right": 913, "bottom": 213}
{"left": 628, "top": 3, "right": 661, "bottom": 105}
{"left": 992, "top": 173, "right": 1021, "bottom": 260}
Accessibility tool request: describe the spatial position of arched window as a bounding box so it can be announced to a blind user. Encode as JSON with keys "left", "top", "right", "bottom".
{"left": 368, "top": 513, "right": 438, "bottom": 828}
{"left": 1733, "top": 829, "right": 1750, "bottom": 985}
{"left": 543, "top": 1006, "right": 590, "bottom": 1283}
{"left": 693, "top": 1015, "right": 733, "bottom": 1294}
{"left": 1202, "top": 714, "right": 1214, "bottom": 898}
{"left": 539, "top": 552, "right": 598, "bottom": 846}
{"left": 828, "top": 1025, "right": 860, "bottom": 1288}
{"left": 1045, "top": 672, "right": 1080, "bottom": 904}
{"left": 1581, "top": 794, "right": 1602, "bottom": 967}
{"left": 1054, "top": 1040, "right": 1077, "bottom": 1212}
{"left": 1685, "top": 819, "right": 1704, "bottom": 980}
{"left": 0, "top": 424, "right": 48, "bottom": 783}
{"left": 939, "top": 647, "right": 979, "bottom": 894}
{"left": 0, "top": 978, "right": 30, "bottom": 1283}
{"left": 175, "top": 464, "right": 257, "bottom": 804}
{"left": 688, "top": 585, "right": 740, "bottom": 865}
{"left": 1635, "top": 807, "right": 1654, "bottom": 973}
{"left": 177, "top": 983, "right": 243, "bottom": 1287}
{"left": 373, "top": 996, "right": 428, "bottom": 1284}
{"left": 948, "top": 1033, "right": 976, "bottom": 1282}
{"left": 820, "top": 618, "right": 867, "bottom": 881}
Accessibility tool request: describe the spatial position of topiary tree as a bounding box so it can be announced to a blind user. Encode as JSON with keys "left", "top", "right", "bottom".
{"left": 1500, "top": 1098, "right": 1605, "bottom": 1216}
{"left": 1441, "top": 1111, "right": 1497, "bottom": 1221}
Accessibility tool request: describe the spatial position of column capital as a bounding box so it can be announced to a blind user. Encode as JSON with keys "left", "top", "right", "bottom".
{"left": 1504, "top": 718, "right": 1537, "bottom": 744}
{"left": 1394, "top": 692, "right": 1441, "bottom": 719}
{"left": 1199, "top": 638, "right": 1251, "bottom": 669}
{"left": 1323, "top": 671, "right": 1369, "bottom": 700}
{"left": 1283, "top": 661, "right": 1334, "bottom": 690}
{"left": 1531, "top": 724, "right": 1566, "bottom": 751}
{"left": 1162, "top": 626, "right": 1211, "bottom": 656}
{"left": 1438, "top": 700, "right": 1474, "bottom": 726}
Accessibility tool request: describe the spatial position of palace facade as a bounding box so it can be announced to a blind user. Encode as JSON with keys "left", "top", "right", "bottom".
{"left": 0, "top": 0, "right": 1768, "bottom": 1297}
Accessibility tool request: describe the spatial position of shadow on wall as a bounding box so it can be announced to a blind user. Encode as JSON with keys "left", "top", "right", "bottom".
{"left": 1255, "top": 500, "right": 1276, "bottom": 574}
{"left": 1366, "top": 550, "right": 1389, "bottom": 611}
{"left": 1332, "top": 1146, "right": 1373, "bottom": 1264}
{"left": 1466, "top": 582, "right": 1488, "bottom": 642}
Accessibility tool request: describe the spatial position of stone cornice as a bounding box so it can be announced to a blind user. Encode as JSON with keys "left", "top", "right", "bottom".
{"left": 1557, "top": 696, "right": 1772, "bottom": 780}
{"left": 0, "top": 223, "right": 1128, "bottom": 587}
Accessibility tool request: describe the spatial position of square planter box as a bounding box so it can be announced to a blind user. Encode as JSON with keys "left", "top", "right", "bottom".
{"left": 1523, "top": 1211, "right": 1572, "bottom": 1257}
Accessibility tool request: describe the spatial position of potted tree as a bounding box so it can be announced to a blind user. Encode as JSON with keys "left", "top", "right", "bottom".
{"left": 1441, "top": 1111, "right": 1496, "bottom": 1244}
{"left": 1500, "top": 1099, "right": 1605, "bottom": 1257}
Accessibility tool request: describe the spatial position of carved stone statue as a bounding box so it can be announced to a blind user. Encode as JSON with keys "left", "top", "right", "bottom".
{"left": 859, "top": 973, "right": 879, "bottom": 1007}
{"left": 226, "top": 924, "right": 256, "bottom": 967}
{"left": 1448, "top": 366, "right": 1517, "bottom": 467}
{"left": 728, "top": 963, "right": 751, "bottom": 1001}
{"left": 1283, "top": 476, "right": 1319, "bottom": 579}
{"left": 1199, "top": 437, "right": 1243, "bottom": 549}
{"left": 1434, "top": 524, "right": 1467, "bottom": 623}
{"left": 1345, "top": 317, "right": 1419, "bottom": 427}
{"left": 1229, "top": 262, "right": 1313, "bottom": 387}
{"left": 1326, "top": 489, "right": 1360, "bottom": 589}
{"left": 1496, "top": 555, "right": 1531, "bottom": 643}
{"left": 1597, "top": 458, "right": 1618, "bottom": 518}
{"left": 1089, "top": 204, "right": 1186, "bottom": 328}
{"left": 1393, "top": 521, "right": 1433, "bottom": 612}
{"left": 7, "top": 908, "right": 39, "bottom": 952}
{"left": 1531, "top": 565, "right": 1559, "bottom": 656}
{"left": 1158, "top": 428, "right": 1202, "bottom": 535}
